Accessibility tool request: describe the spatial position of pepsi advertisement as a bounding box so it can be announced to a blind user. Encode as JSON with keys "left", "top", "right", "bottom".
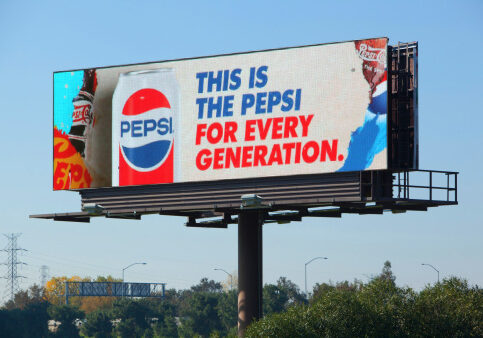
{"left": 53, "top": 38, "right": 389, "bottom": 190}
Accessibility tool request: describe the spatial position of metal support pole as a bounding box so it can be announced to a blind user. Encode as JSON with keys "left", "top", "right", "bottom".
{"left": 65, "top": 281, "right": 69, "bottom": 305}
{"left": 447, "top": 174, "right": 450, "bottom": 201}
{"left": 454, "top": 173, "right": 458, "bottom": 202}
{"left": 238, "top": 211, "right": 262, "bottom": 336}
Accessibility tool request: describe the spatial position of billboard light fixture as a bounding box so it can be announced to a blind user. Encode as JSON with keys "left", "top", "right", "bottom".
{"left": 241, "top": 194, "right": 269, "bottom": 209}
{"left": 82, "top": 203, "right": 104, "bottom": 215}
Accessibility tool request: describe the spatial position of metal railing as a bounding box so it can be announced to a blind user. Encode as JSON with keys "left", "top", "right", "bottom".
{"left": 393, "top": 169, "right": 458, "bottom": 203}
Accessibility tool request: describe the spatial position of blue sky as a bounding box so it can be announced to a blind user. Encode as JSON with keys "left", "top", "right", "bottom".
{"left": 0, "top": 0, "right": 481, "bottom": 301}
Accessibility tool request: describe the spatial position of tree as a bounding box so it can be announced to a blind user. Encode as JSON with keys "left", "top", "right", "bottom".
{"left": 377, "top": 260, "right": 396, "bottom": 284}
{"left": 4, "top": 284, "right": 46, "bottom": 310}
{"left": 0, "top": 301, "right": 50, "bottom": 338}
{"left": 139, "top": 297, "right": 179, "bottom": 337}
{"left": 179, "top": 292, "right": 223, "bottom": 337}
{"left": 191, "top": 277, "right": 223, "bottom": 293}
{"left": 311, "top": 280, "right": 361, "bottom": 303}
{"left": 44, "top": 276, "right": 83, "bottom": 306}
{"left": 276, "top": 277, "right": 305, "bottom": 305}
{"left": 263, "top": 284, "right": 288, "bottom": 315}
{"left": 263, "top": 277, "right": 305, "bottom": 315}
{"left": 357, "top": 276, "right": 415, "bottom": 336}
{"left": 0, "top": 308, "right": 21, "bottom": 338}
{"left": 0, "top": 285, "right": 50, "bottom": 337}
{"left": 21, "top": 301, "right": 51, "bottom": 337}
{"left": 48, "top": 304, "right": 85, "bottom": 337}
{"left": 246, "top": 270, "right": 483, "bottom": 337}
{"left": 44, "top": 275, "right": 121, "bottom": 313}
{"left": 153, "top": 315, "right": 179, "bottom": 338}
{"left": 311, "top": 282, "right": 334, "bottom": 302}
{"left": 81, "top": 310, "right": 112, "bottom": 338}
{"left": 217, "top": 289, "right": 238, "bottom": 333}
{"left": 413, "top": 277, "right": 483, "bottom": 337}
{"left": 111, "top": 298, "right": 153, "bottom": 337}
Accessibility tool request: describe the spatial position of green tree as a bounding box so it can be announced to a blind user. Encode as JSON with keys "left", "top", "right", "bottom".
{"left": 48, "top": 304, "right": 85, "bottom": 337}
{"left": 4, "top": 284, "right": 46, "bottom": 310}
{"left": 263, "top": 277, "right": 305, "bottom": 315}
{"left": 0, "top": 308, "right": 21, "bottom": 338}
{"left": 142, "top": 298, "right": 179, "bottom": 337}
{"left": 111, "top": 298, "right": 152, "bottom": 338}
{"left": 247, "top": 269, "right": 483, "bottom": 337}
{"left": 217, "top": 289, "right": 238, "bottom": 333}
{"left": 357, "top": 276, "right": 415, "bottom": 336}
{"left": 311, "top": 282, "right": 334, "bottom": 302}
{"left": 413, "top": 277, "right": 483, "bottom": 337}
{"left": 376, "top": 260, "right": 396, "bottom": 284}
{"left": 179, "top": 292, "right": 223, "bottom": 337}
{"left": 153, "top": 315, "right": 179, "bottom": 338}
{"left": 81, "top": 310, "right": 112, "bottom": 338}
{"left": 21, "top": 301, "right": 51, "bottom": 337}
{"left": 0, "top": 286, "right": 50, "bottom": 338}
{"left": 191, "top": 277, "right": 223, "bottom": 293}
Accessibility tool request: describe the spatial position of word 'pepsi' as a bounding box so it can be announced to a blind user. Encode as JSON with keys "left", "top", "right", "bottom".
{"left": 121, "top": 117, "right": 173, "bottom": 138}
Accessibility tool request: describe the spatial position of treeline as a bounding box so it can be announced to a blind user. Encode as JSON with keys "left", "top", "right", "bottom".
{"left": 247, "top": 263, "right": 483, "bottom": 337}
{"left": 0, "top": 262, "right": 482, "bottom": 337}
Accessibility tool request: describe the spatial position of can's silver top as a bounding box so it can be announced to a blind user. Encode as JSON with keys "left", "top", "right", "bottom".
{"left": 120, "top": 68, "right": 175, "bottom": 77}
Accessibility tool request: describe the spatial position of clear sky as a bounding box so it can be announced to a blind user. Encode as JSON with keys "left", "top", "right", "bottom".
{"left": 0, "top": 0, "right": 481, "bottom": 302}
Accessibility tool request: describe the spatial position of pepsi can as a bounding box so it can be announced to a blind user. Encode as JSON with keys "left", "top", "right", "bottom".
{"left": 112, "top": 68, "right": 180, "bottom": 186}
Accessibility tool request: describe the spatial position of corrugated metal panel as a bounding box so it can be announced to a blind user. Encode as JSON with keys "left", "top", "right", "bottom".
{"left": 80, "top": 172, "right": 363, "bottom": 214}
{"left": 30, "top": 169, "right": 457, "bottom": 223}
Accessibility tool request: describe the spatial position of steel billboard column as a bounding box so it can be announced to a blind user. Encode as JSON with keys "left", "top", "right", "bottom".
{"left": 238, "top": 211, "right": 263, "bottom": 336}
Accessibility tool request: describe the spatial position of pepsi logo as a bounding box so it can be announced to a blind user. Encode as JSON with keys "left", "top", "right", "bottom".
{"left": 358, "top": 43, "right": 386, "bottom": 65}
{"left": 120, "top": 88, "right": 174, "bottom": 172}
{"left": 368, "top": 80, "right": 387, "bottom": 115}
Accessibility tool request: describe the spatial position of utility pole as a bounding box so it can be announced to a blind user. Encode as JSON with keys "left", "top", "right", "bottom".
{"left": 1, "top": 234, "right": 27, "bottom": 302}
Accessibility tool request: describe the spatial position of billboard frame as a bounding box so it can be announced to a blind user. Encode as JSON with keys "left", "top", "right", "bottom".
{"left": 53, "top": 37, "right": 392, "bottom": 191}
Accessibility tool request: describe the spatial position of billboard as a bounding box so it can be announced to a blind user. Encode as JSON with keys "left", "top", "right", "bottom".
{"left": 53, "top": 37, "right": 388, "bottom": 190}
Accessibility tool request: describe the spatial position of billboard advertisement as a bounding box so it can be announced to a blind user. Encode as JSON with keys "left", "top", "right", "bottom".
{"left": 53, "top": 37, "right": 388, "bottom": 190}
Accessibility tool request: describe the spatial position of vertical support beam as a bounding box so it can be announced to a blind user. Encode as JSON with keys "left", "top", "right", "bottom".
{"left": 65, "top": 281, "right": 69, "bottom": 305}
{"left": 238, "top": 211, "right": 263, "bottom": 336}
{"left": 446, "top": 173, "right": 450, "bottom": 201}
{"left": 454, "top": 173, "right": 458, "bottom": 202}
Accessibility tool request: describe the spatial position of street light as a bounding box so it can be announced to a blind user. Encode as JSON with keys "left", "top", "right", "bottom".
{"left": 122, "top": 262, "right": 147, "bottom": 297}
{"left": 305, "top": 257, "right": 328, "bottom": 296}
{"left": 421, "top": 263, "right": 440, "bottom": 283}
{"left": 214, "top": 268, "right": 233, "bottom": 290}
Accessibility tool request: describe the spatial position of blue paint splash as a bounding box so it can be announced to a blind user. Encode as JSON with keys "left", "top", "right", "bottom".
{"left": 338, "top": 89, "right": 387, "bottom": 172}
{"left": 53, "top": 71, "right": 84, "bottom": 133}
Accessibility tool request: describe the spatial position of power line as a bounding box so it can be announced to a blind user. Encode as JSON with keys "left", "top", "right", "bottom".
{"left": 1, "top": 234, "right": 27, "bottom": 302}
